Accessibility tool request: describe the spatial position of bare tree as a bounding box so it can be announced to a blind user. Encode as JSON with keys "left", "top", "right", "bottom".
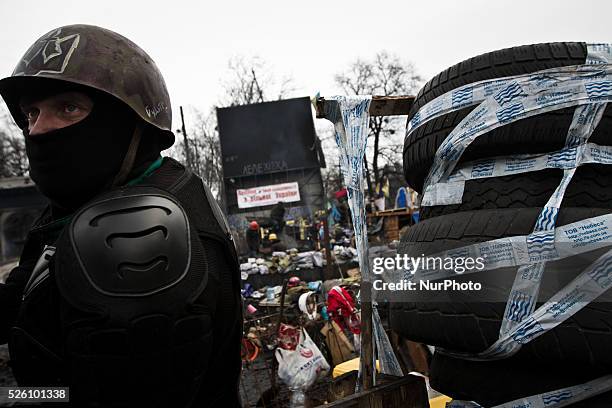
{"left": 0, "top": 103, "right": 28, "bottom": 177}
{"left": 335, "top": 51, "right": 422, "bottom": 196}
{"left": 317, "top": 121, "right": 344, "bottom": 194}
{"left": 163, "top": 106, "right": 223, "bottom": 202}
{"left": 221, "top": 56, "right": 295, "bottom": 106}
{"left": 169, "top": 56, "right": 298, "bottom": 201}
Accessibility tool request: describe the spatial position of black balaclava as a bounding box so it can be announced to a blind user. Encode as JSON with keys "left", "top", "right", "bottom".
{"left": 23, "top": 88, "right": 162, "bottom": 214}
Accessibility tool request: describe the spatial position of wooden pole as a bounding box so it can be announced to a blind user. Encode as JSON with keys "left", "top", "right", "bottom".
{"left": 180, "top": 106, "right": 192, "bottom": 169}
{"left": 360, "top": 281, "right": 374, "bottom": 390}
{"left": 323, "top": 218, "right": 334, "bottom": 277}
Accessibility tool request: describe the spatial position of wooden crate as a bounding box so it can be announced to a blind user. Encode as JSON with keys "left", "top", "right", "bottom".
{"left": 367, "top": 209, "right": 414, "bottom": 242}
{"left": 384, "top": 216, "right": 400, "bottom": 242}
{"left": 320, "top": 375, "right": 428, "bottom": 408}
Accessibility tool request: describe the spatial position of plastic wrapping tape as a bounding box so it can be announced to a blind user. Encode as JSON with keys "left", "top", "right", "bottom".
{"left": 372, "top": 305, "right": 403, "bottom": 378}
{"left": 440, "top": 246, "right": 612, "bottom": 361}
{"left": 424, "top": 66, "right": 612, "bottom": 190}
{"left": 439, "top": 45, "right": 609, "bottom": 362}
{"left": 399, "top": 212, "right": 612, "bottom": 282}
{"left": 497, "top": 95, "right": 606, "bottom": 339}
{"left": 423, "top": 119, "right": 609, "bottom": 206}
{"left": 408, "top": 44, "right": 612, "bottom": 193}
{"left": 447, "top": 374, "right": 612, "bottom": 408}
{"left": 323, "top": 96, "right": 372, "bottom": 282}
{"left": 324, "top": 96, "right": 404, "bottom": 385}
{"left": 407, "top": 44, "right": 612, "bottom": 140}
{"left": 404, "top": 43, "right": 612, "bottom": 406}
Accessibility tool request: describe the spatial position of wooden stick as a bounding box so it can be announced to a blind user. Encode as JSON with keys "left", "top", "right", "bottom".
{"left": 315, "top": 95, "right": 415, "bottom": 118}
{"left": 323, "top": 218, "right": 334, "bottom": 277}
{"left": 359, "top": 281, "right": 374, "bottom": 390}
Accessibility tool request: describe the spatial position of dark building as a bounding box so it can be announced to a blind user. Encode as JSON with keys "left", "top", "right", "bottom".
{"left": 217, "top": 97, "right": 325, "bottom": 254}
{"left": 0, "top": 177, "right": 46, "bottom": 268}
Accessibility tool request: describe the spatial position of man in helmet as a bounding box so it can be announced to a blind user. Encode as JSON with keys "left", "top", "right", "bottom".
{"left": 0, "top": 25, "right": 242, "bottom": 407}
{"left": 245, "top": 220, "right": 260, "bottom": 258}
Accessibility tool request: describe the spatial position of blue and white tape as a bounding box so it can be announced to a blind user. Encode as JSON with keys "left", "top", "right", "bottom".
{"left": 323, "top": 96, "right": 372, "bottom": 282}
{"left": 407, "top": 44, "right": 612, "bottom": 138}
{"left": 422, "top": 119, "right": 609, "bottom": 207}
{"left": 424, "top": 45, "right": 609, "bottom": 362}
{"left": 447, "top": 374, "right": 612, "bottom": 408}
{"left": 324, "top": 95, "right": 406, "bottom": 386}
{"left": 441, "top": 245, "right": 612, "bottom": 361}
{"left": 408, "top": 43, "right": 612, "bottom": 406}
{"left": 398, "top": 212, "right": 612, "bottom": 282}
{"left": 424, "top": 67, "right": 612, "bottom": 190}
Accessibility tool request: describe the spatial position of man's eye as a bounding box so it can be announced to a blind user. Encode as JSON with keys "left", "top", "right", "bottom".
{"left": 23, "top": 109, "right": 38, "bottom": 121}
{"left": 64, "top": 104, "right": 79, "bottom": 113}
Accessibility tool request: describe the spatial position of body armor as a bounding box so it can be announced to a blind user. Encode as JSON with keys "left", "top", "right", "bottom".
{"left": 8, "top": 159, "right": 242, "bottom": 407}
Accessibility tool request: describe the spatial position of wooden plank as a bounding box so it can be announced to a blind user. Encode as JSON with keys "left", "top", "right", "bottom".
{"left": 360, "top": 282, "right": 374, "bottom": 391}
{"left": 367, "top": 209, "right": 413, "bottom": 218}
{"left": 315, "top": 96, "right": 415, "bottom": 118}
{"left": 369, "top": 95, "right": 415, "bottom": 117}
{"left": 384, "top": 216, "right": 400, "bottom": 242}
{"left": 321, "top": 374, "right": 429, "bottom": 408}
{"left": 323, "top": 219, "right": 334, "bottom": 277}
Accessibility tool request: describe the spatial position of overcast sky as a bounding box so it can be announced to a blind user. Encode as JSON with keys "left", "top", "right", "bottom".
{"left": 1, "top": 0, "right": 611, "bottom": 129}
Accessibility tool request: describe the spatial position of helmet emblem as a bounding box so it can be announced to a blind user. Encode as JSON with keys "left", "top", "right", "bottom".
{"left": 15, "top": 28, "right": 80, "bottom": 76}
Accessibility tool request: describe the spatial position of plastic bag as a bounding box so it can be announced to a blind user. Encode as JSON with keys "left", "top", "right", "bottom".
{"left": 278, "top": 323, "right": 301, "bottom": 350}
{"left": 276, "top": 328, "right": 330, "bottom": 407}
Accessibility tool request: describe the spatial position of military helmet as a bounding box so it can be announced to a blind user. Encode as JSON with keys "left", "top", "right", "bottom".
{"left": 0, "top": 24, "right": 174, "bottom": 148}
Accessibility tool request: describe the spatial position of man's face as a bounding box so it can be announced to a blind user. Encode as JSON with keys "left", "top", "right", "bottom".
{"left": 19, "top": 91, "right": 93, "bottom": 136}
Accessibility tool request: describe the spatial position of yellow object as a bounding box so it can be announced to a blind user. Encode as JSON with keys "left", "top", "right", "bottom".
{"left": 429, "top": 395, "right": 452, "bottom": 408}
{"left": 269, "top": 233, "right": 278, "bottom": 240}
{"left": 332, "top": 358, "right": 452, "bottom": 408}
{"left": 332, "top": 357, "right": 380, "bottom": 378}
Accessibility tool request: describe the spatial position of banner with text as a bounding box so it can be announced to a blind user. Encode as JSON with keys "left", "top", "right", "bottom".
{"left": 237, "top": 182, "right": 301, "bottom": 209}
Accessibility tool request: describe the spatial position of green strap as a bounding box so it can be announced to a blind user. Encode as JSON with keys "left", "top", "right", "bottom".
{"left": 126, "top": 156, "right": 164, "bottom": 186}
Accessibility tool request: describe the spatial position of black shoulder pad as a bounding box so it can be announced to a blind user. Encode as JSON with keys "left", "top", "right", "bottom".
{"left": 201, "top": 180, "right": 231, "bottom": 236}
{"left": 69, "top": 193, "right": 191, "bottom": 297}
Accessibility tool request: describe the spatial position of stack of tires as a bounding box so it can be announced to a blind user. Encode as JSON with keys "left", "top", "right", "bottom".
{"left": 391, "top": 42, "right": 612, "bottom": 407}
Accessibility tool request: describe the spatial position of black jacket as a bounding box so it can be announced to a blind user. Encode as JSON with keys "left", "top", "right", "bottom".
{"left": 245, "top": 229, "right": 260, "bottom": 251}
{"left": 0, "top": 158, "right": 242, "bottom": 407}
